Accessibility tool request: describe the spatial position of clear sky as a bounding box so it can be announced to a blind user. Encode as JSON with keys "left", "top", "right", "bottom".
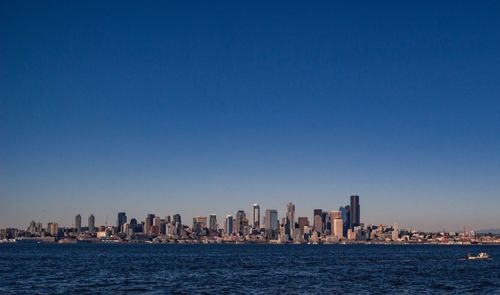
{"left": 1, "top": 1, "right": 499, "bottom": 232}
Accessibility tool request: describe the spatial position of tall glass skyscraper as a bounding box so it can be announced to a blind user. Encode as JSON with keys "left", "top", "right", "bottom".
{"left": 88, "top": 214, "right": 95, "bottom": 233}
{"left": 235, "top": 210, "right": 246, "bottom": 236}
{"left": 117, "top": 212, "right": 127, "bottom": 232}
{"left": 145, "top": 214, "right": 155, "bottom": 234}
{"left": 313, "top": 209, "right": 323, "bottom": 234}
{"left": 225, "top": 215, "right": 233, "bottom": 236}
{"left": 209, "top": 214, "right": 217, "bottom": 233}
{"left": 265, "top": 209, "right": 278, "bottom": 240}
{"left": 75, "top": 214, "right": 81, "bottom": 233}
{"left": 252, "top": 204, "right": 260, "bottom": 229}
{"left": 350, "top": 195, "right": 360, "bottom": 229}
{"left": 285, "top": 202, "right": 295, "bottom": 240}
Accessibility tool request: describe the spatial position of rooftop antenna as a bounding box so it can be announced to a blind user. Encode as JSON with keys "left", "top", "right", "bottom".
{"left": 105, "top": 216, "right": 108, "bottom": 226}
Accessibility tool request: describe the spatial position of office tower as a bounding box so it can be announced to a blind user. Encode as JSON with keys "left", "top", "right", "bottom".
{"left": 173, "top": 214, "right": 181, "bottom": 225}
{"left": 28, "top": 221, "right": 36, "bottom": 234}
{"left": 209, "top": 214, "right": 217, "bottom": 233}
{"left": 88, "top": 214, "right": 95, "bottom": 233}
{"left": 333, "top": 218, "right": 343, "bottom": 238}
{"left": 36, "top": 222, "right": 43, "bottom": 233}
{"left": 117, "top": 212, "right": 127, "bottom": 233}
{"left": 264, "top": 209, "right": 278, "bottom": 240}
{"left": 75, "top": 214, "right": 81, "bottom": 232}
{"left": 339, "top": 206, "right": 347, "bottom": 224}
{"left": 145, "top": 214, "right": 155, "bottom": 234}
{"left": 50, "top": 222, "right": 58, "bottom": 236}
{"left": 192, "top": 216, "right": 207, "bottom": 235}
{"left": 350, "top": 195, "right": 360, "bottom": 229}
{"left": 322, "top": 211, "right": 330, "bottom": 233}
{"left": 313, "top": 209, "right": 323, "bottom": 233}
{"left": 298, "top": 217, "right": 309, "bottom": 236}
{"left": 130, "top": 218, "right": 138, "bottom": 233}
{"left": 166, "top": 215, "right": 171, "bottom": 224}
{"left": 159, "top": 219, "right": 167, "bottom": 235}
{"left": 154, "top": 217, "right": 161, "bottom": 227}
{"left": 285, "top": 202, "right": 295, "bottom": 240}
{"left": 192, "top": 217, "right": 201, "bottom": 234}
{"left": 122, "top": 223, "right": 130, "bottom": 236}
{"left": 196, "top": 216, "right": 208, "bottom": 228}
{"left": 342, "top": 205, "right": 351, "bottom": 236}
{"left": 235, "top": 210, "right": 246, "bottom": 236}
{"left": 225, "top": 215, "right": 233, "bottom": 235}
{"left": 252, "top": 204, "right": 260, "bottom": 229}
{"left": 173, "top": 214, "right": 182, "bottom": 236}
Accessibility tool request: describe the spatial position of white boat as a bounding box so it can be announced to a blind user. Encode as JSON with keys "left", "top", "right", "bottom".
{"left": 466, "top": 252, "right": 490, "bottom": 260}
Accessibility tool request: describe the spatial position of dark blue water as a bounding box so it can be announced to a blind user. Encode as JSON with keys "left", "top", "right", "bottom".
{"left": 0, "top": 244, "right": 499, "bottom": 294}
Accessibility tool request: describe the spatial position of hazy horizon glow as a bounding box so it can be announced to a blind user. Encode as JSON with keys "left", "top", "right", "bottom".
{"left": 1, "top": 2, "right": 500, "bottom": 231}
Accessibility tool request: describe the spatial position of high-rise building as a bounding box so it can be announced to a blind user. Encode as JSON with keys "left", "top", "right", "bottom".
{"left": 75, "top": 214, "right": 81, "bottom": 232}
{"left": 49, "top": 222, "right": 58, "bottom": 236}
{"left": 154, "top": 216, "right": 161, "bottom": 227}
{"left": 350, "top": 195, "right": 360, "bottom": 229}
{"left": 130, "top": 218, "right": 138, "bottom": 233}
{"left": 225, "top": 215, "right": 233, "bottom": 235}
{"left": 264, "top": 209, "right": 278, "bottom": 240}
{"left": 298, "top": 217, "right": 309, "bottom": 236}
{"left": 195, "top": 216, "right": 207, "bottom": 228}
{"left": 329, "top": 210, "right": 340, "bottom": 235}
{"left": 88, "top": 214, "right": 95, "bottom": 233}
{"left": 235, "top": 210, "right": 247, "bottom": 236}
{"left": 145, "top": 214, "right": 155, "bottom": 234}
{"left": 285, "top": 202, "right": 295, "bottom": 240}
{"left": 192, "top": 216, "right": 208, "bottom": 235}
{"left": 173, "top": 214, "right": 182, "bottom": 236}
{"left": 322, "top": 211, "right": 330, "bottom": 234}
{"left": 343, "top": 205, "right": 351, "bottom": 235}
{"left": 252, "top": 204, "right": 260, "bottom": 229}
{"left": 209, "top": 214, "right": 217, "bottom": 233}
{"left": 333, "top": 218, "right": 343, "bottom": 239}
{"left": 117, "top": 212, "right": 127, "bottom": 233}
{"left": 313, "top": 209, "right": 323, "bottom": 234}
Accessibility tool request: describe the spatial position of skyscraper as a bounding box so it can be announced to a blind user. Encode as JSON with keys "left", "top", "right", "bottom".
{"left": 117, "top": 212, "right": 127, "bottom": 233}
{"left": 193, "top": 216, "right": 208, "bottom": 234}
{"left": 173, "top": 214, "right": 182, "bottom": 236}
{"left": 235, "top": 210, "right": 246, "bottom": 236}
{"left": 264, "top": 209, "right": 278, "bottom": 240}
{"left": 285, "top": 202, "right": 295, "bottom": 240}
{"left": 329, "top": 211, "right": 341, "bottom": 235}
{"left": 50, "top": 222, "right": 58, "bottom": 236}
{"left": 298, "top": 217, "right": 309, "bottom": 236}
{"left": 225, "top": 215, "right": 233, "bottom": 235}
{"left": 313, "top": 209, "right": 323, "bottom": 234}
{"left": 145, "top": 214, "right": 155, "bottom": 234}
{"left": 252, "top": 204, "right": 260, "bottom": 229}
{"left": 130, "top": 218, "right": 138, "bottom": 233}
{"left": 333, "top": 218, "right": 343, "bottom": 239}
{"left": 350, "top": 195, "right": 360, "bottom": 229}
{"left": 88, "top": 214, "right": 95, "bottom": 233}
{"left": 209, "top": 214, "right": 217, "bottom": 233}
{"left": 75, "top": 214, "right": 81, "bottom": 233}
{"left": 343, "top": 205, "right": 351, "bottom": 236}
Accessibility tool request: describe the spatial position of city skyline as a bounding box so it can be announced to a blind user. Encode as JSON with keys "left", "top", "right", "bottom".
{"left": 2, "top": 2, "right": 500, "bottom": 232}
{"left": 5, "top": 194, "right": 499, "bottom": 246}
{"left": 2, "top": 195, "right": 496, "bottom": 234}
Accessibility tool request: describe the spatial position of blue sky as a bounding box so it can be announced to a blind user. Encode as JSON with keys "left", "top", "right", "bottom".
{"left": 1, "top": 1, "right": 499, "bottom": 231}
